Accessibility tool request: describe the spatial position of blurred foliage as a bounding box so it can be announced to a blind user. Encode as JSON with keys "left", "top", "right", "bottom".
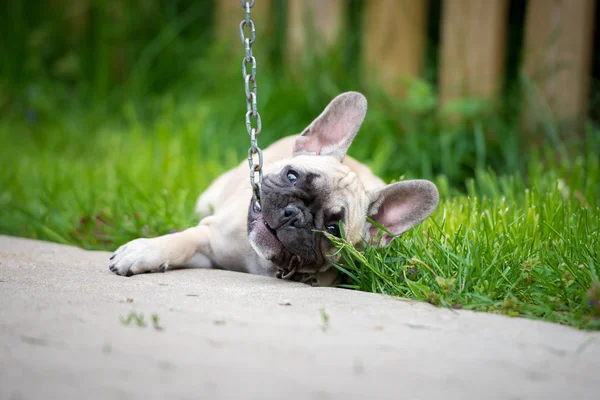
{"left": 0, "top": 0, "right": 598, "bottom": 187}
{"left": 1, "top": 0, "right": 214, "bottom": 106}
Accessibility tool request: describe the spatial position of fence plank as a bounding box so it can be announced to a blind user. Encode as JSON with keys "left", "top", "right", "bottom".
{"left": 523, "top": 0, "right": 596, "bottom": 131}
{"left": 216, "top": 0, "right": 273, "bottom": 46}
{"left": 287, "top": 0, "right": 344, "bottom": 62}
{"left": 439, "top": 0, "right": 508, "bottom": 103}
{"left": 363, "top": 0, "right": 429, "bottom": 96}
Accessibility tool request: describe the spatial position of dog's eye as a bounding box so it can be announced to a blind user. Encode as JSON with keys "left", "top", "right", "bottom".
{"left": 326, "top": 224, "right": 340, "bottom": 237}
{"left": 286, "top": 170, "right": 299, "bottom": 185}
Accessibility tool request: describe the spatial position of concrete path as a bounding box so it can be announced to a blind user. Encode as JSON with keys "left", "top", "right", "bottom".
{"left": 1, "top": 235, "right": 598, "bottom": 400}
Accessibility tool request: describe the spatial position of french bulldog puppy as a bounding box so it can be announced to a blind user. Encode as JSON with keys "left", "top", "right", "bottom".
{"left": 109, "top": 92, "right": 439, "bottom": 286}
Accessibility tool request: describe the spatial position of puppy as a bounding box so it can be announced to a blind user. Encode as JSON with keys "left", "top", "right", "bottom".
{"left": 109, "top": 92, "right": 439, "bottom": 286}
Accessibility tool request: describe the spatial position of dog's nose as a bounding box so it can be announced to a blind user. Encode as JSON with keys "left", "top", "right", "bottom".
{"left": 281, "top": 205, "right": 303, "bottom": 226}
{"left": 283, "top": 205, "right": 299, "bottom": 218}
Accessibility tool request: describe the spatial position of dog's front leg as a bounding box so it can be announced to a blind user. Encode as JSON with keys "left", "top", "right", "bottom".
{"left": 109, "top": 226, "right": 212, "bottom": 276}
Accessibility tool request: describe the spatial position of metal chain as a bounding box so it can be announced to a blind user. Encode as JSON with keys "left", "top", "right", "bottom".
{"left": 240, "top": 0, "right": 263, "bottom": 208}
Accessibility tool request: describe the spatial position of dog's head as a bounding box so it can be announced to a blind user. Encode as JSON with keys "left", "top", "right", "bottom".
{"left": 247, "top": 92, "right": 439, "bottom": 277}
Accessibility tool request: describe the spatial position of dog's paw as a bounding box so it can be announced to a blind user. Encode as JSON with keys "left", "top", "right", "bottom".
{"left": 108, "top": 238, "right": 170, "bottom": 276}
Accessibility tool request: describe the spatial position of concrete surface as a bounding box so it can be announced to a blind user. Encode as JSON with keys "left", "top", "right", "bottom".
{"left": 0, "top": 235, "right": 599, "bottom": 400}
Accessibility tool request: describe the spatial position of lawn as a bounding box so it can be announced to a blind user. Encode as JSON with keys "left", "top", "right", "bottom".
{"left": 1, "top": 0, "right": 599, "bottom": 328}
{"left": 1, "top": 69, "right": 599, "bottom": 330}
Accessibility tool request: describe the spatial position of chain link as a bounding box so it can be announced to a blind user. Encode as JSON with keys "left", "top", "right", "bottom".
{"left": 240, "top": 0, "right": 263, "bottom": 207}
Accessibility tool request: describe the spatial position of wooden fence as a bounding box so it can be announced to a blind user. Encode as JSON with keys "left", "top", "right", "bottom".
{"left": 219, "top": 0, "right": 597, "bottom": 130}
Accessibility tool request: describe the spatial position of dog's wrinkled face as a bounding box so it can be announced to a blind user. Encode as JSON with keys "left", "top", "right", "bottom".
{"left": 247, "top": 156, "right": 370, "bottom": 274}
{"left": 247, "top": 92, "right": 439, "bottom": 277}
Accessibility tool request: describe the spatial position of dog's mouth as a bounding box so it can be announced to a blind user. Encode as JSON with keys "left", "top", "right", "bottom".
{"left": 248, "top": 199, "right": 319, "bottom": 277}
{"left": 249, "top": 202, "right": 285, "bottom": 248}
{"left": 250, "top": 200, "right": 280, "bottom": 240}
{"left": 262, "top": 215, "right": 278, "bottom": 237}
{"left": 258, "top": 213, "right": 286, "bottom": 248}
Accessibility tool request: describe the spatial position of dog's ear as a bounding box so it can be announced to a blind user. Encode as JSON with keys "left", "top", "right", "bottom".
{"left": 367, "top": 180, "right": 439, "bottom": 245}
{"left": 293, "top": 92, "right": 367, "bottom": 160}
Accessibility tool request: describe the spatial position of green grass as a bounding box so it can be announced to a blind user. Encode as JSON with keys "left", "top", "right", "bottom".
{"left": 1, "top": 52, "right": 599, "bottom": 330}
{"left": 2, "top": 0, "right": 599, "bottom": 332}
{"left": 330, "top": 155, "right": 600, "bottom": 330}
{"left": 1, "top": 98, "right": 599, "bottom": 330}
